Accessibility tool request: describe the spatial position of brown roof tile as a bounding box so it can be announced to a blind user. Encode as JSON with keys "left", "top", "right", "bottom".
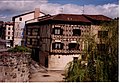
{"left": 38, "top": 14, "right": 112, "bottom": 23}
{"left": 84, "top": 15, "right": 112, "bottom": 21}
{"left": 52, "top": 14, "right": 91, "bottom": 22}
{"left": 4, "top": 22, "right": 14, "bottom": 25}
{"left": 39, "top": 14, "right": 91, "bottom": 23}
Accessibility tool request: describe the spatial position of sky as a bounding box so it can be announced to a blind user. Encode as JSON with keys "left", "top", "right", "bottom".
{"left": 0, "top": 0, "right": 118, "bottom": 21}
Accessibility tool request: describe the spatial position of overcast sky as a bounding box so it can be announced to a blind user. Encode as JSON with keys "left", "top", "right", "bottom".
{"left": 0, "top": 0, "right": 118, "bottom": 21}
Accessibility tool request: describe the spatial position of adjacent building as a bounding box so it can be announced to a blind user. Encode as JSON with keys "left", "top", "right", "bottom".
{"left": 0, "top": 21, "right": 4, "bottom": 38}
{"left": 25, "top": 14, "right": 112, "bottom": 70}
{"left": 12, "top": 8, "right": 47, "bottom": 47}
{"left": 4, "top": 22, "right": 14, "bottom": 47}
{"left": 0, "top": 22, "right": 14, "bottom": 47}
{"left": 0, "top": 38, "right": 6, "bottom": 50}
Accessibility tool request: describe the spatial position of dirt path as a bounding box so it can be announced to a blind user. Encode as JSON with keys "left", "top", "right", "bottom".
{"left": 29, "top": 70, "right": 65, "bottom": 82}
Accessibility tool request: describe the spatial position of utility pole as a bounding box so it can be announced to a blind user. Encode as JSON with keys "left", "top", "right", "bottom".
{"left": 59, "top": 7, "right": 63, "bottom": 14}
{"left": 82, "top": 5, "right": 84, "bottom": 14}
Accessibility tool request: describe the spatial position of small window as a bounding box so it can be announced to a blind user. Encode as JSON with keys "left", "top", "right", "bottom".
{"left": 98, "top": 31, "right": 108, "bottom": 38}
{"left": 55, "top": 29, "right": 60, "bottom": 34}
{"left": 97, "top": 44, "right": 107, "bottom": 51}
{"left": 32, "top": 29, "right": 39, "bottom": 36}
{"left": 68, "top": 43, "right": 79, "bottom": 50}
{"left": 8, "top": 27, "right": 10, "bottom": 30}
{"left": 73, "top": 29, "right": 81, "bottom": 36}
{"left": 8, "top": 32, "right": 10, "bottom": 35}
{"left": 8, "top": 36, "right": 10, "bottom": 39}
{"left": 82, "top": 55, "right": 86, "bottom": 60}
{"left": 30, "top": 38, "right": 32, "bottom": 45}
{"left": 73, "top": 57, "right": 78, "bottom": 63}
{"left": 19, "top": 17, "right": 22, "bottom": 21}
{"left": 52, "top": 42, "right": 64, "bottom": 49}
{"left": 52, "top": 27, "right": 63, "bottom": 35}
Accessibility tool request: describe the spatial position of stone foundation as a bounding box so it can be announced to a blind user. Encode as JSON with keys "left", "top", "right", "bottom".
{"left": 0, "top": 52, "right": 31, "bottom": 82}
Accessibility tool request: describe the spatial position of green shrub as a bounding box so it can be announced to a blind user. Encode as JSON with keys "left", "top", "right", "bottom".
{"left": 8, "top": 46, "right": 31, "bottom": 52}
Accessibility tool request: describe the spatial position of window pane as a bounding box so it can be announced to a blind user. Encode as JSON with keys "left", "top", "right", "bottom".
{"left": 98, "top": 31, "right": 108, "bottom": 38}
{"left": 52, "top": 42, "right": 64, "bottom": 49}
{"left": 97, "top": 44, "right": 107, "bottom": 51}
{"left": 68, "top": 43, "right": 79, "bottom": 50}
{"left": 53, "top": 27, "right": 63, "bottom": 35}
{"left": 73, "top": 29, "right": 81, "bottom": 36}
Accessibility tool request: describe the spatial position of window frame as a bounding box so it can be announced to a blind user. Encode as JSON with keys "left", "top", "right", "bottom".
{"left": 98, "top": 31, "right": 108, "bottom": 38}
{"left": 8, "top": 32, "right": 10, "bottom": 35}
{"left": 97, "top": 44, "right": 107, "bottom": 51}
{"left": 52, "top": 27, "right": 63, "bottom": 35}
{"left": 8, "top": 27, "right": 11, "bottom": 30}
{"left": 8, "top": 36, "right": 10, "bottom": 39}
{"left": 68, "top": 43, "right": 80, "bottom": 50}
{"left": 19, "top": 17, "right": 22, "bottom": 21}
{"left": 52, "top": 42, "right": 64, "bottom": 50}
{"left": 73, "top": 29, "right": 81, "bottom": 36}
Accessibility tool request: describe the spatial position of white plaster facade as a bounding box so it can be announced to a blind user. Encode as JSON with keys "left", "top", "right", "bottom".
{"left": 13, "top": 8, "right": 46, "bottom": 47}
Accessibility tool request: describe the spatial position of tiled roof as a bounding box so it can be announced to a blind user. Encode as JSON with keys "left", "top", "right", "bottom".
{"left": 51, "top": 14, "right": 91, "bottom": 23}
{"left": 12, "top": 11, "right": 47, "bottom": 21}
{"left": 4, "top": 22, "right": 14, "bottom": 25}
{"left": 38, "top": 14, "right": 112, "bottom": 23}
{"left": 83, "top": 15, "right": 112, "bottom": 21}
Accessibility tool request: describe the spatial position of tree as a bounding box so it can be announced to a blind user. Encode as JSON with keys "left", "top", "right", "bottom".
{"left": 65, "top": 20, "right": 118, "bottom": 82}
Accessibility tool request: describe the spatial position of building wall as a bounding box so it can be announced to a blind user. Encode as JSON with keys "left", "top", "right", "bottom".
{"left": 5, "top": 23, "right": 13, "bottom": 47}
{"left": 91, "top": 25, "right": 109, "bottom": 44}
{"left": 26, "top": 22, "right": 91, "bottom": 70}
{"left": 48, "top": 54, "right": 81, "bottom": 70}
{"left": 14, "top": 12, "right": 45, "bottom": 47}
{"left": 50, "top": 24, "right": 90, "bottom": 53}
{"left": 48, "top": 24, "right": 90, "bottom": 70}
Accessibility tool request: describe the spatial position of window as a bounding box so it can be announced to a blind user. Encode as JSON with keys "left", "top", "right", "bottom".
{"left": 97, "top": 44, "right": 107, "bottom": 51}
{"left": 8, "top": 36, "right": 10, "bottom": 39}
{"left": 8, "top": 27, "right": 10, "bottom": 30}
{"left": 98, "top": 31, "right": 108, "bottom": 38}
{"left": 8, "top": 32, "right": 10, "bottom": 35}
{"left": 32, "top": 39, "right": 39, "bottom": 45}
{"left": 73, "top": 29, "right": 81, "bottom": 36}
{"left": 19, "top": 17, "right": 22, "bottom": 21}
{"left": 30, "top": 38, "right": 32, "bottom": 45}
{"left": 52, "top": 27, "right": 63, "bottom": 35}
{"left": 55, "top": 29, "right": 60, "bottom": 34}
{"left": 82, "top": 55, "right": 87, "bottom": 60}
{"left": 32, "top": 29, "right": 39, "bottom": 36}
{"left": 52, "top": 42, "right": 64, "bottom": 49}
{"left": 27, "top": 29, "right": 31, "bottom": 35}
{"left": 73, "top": 57, "right": 78, "bottom": 63}
{"left": 68, "top": 43, "right": 79, "bottom": 50}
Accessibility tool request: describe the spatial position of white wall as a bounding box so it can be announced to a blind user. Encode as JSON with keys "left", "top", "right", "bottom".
{"left": 48, "top": 54, "right": 81, "bottom": 70}
{"left": 14, "top": 12, "right": 45, "bottom": 46}
{"left": 5, "top": 25, "right": 13, "bottom": 40}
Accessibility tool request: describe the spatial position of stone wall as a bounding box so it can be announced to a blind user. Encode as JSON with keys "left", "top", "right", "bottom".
{"left": 0, "top": 52, "right": 31, "bottom": 82}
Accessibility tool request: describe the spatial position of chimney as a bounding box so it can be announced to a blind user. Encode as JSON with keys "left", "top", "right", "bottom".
{"left": 34, "top": 8, "right": 40, "bottom": 19}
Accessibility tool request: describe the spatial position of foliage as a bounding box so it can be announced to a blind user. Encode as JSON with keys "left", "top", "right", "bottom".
{"left": 65, "top": 60, "right": 86, "bottom": 82}
{"left": 8, "top": 46, "right": 31, "bottom": 52}
{"left": 65, "top": 20, "right": 118, "bottom": 82}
